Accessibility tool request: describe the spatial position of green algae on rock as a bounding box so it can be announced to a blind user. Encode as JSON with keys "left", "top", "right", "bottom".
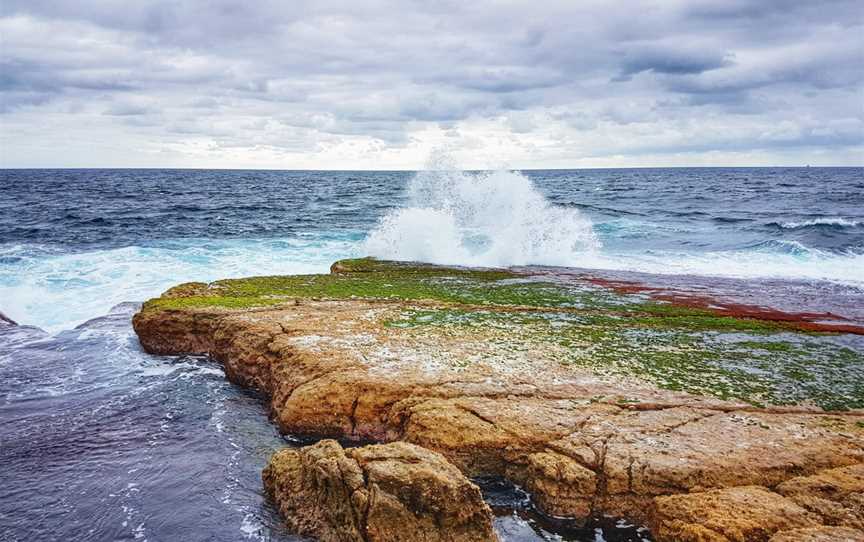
{"left": 140, "top": 258, "right": 864, "bottom": 410}
{"left": 133, "top": 258, "right": 864, "bottom": 541}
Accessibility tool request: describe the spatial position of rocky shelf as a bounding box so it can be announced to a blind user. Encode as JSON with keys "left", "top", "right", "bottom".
{"left": 133, "top": 258, "right": 864, "bottom": 541}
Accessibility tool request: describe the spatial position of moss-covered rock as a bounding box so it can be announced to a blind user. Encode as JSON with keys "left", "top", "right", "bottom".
{"left": 138, "top": 258, "right": 864, "bottom": 410}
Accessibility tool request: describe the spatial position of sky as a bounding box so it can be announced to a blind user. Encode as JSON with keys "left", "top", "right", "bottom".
{"left": 0, "top": 0, "right": 862, "bottom": 169}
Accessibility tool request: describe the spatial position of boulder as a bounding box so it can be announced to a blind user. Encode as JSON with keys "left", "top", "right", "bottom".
{"left": 262, "top": 439, "right": 496, "bottom": 542}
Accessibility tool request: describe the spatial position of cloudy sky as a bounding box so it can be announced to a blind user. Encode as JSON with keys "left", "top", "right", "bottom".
{"left": 1, "top": 0, "right": 862, "bottom": 169}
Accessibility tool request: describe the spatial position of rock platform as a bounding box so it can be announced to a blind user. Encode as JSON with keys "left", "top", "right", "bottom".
{"left": 133, "top": 258, "right": 864, "bottom": 541}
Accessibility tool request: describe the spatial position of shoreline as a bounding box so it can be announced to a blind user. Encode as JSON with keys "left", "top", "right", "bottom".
{"left": 132, "top": 258, "right": 864, "bottom": 540}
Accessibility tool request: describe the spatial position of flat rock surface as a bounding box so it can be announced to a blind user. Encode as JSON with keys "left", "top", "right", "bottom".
{"left": 133, "top": 258, "right": 864, "bottom": 540}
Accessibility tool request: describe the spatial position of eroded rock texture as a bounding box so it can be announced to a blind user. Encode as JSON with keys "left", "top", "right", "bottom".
{"left": 262, "top": 440, "right": 496, "bottom": 542}
{"left": 650, "top": 463, "right": 864, "bottom": 541}
{"left": 133, "top": 258, "right": 864, "bottom": 540}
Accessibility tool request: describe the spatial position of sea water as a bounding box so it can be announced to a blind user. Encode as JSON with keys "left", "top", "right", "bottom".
{"left": 2, "top": 167, "right": 861, "bottom": 332}
{"left": 1, "top": 167, "right": 862, "bottom": 541}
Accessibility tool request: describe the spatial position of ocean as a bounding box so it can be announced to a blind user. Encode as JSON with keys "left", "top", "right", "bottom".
{"left": 2, "top": 167, "right": 862, "bottom": 332}
{"left": 1, "top": 167, "right": 863, "bottom": 541}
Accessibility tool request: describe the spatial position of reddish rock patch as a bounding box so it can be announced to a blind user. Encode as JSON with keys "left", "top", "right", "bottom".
{"left": 584, "top": 276, "right": 864, "bottom": 335}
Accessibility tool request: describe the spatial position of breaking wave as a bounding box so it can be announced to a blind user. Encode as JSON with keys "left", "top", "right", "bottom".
{"left": 3, "top": 167, "right": 864, "bottom": 332}
{"left": 364, "top": 169, "right": 599, "bottom": 267}
{"left": 773, "top": 217, "right": 863, "bottom": 229}
{"left": 0, "top": 236, "right": 361, "bottom": 333}
{"left": 364, "top": 168, "right": 864, "bottom": 287}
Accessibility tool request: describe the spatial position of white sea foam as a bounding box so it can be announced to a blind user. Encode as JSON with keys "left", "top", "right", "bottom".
{"left": 364, "top": 168, "right": 864, "bottom": 287}
{"left": 777, "top": 217, "right": 862, "bottom": 229}
{"left": 0, "top": 236, "right": 360, "bottom": 332}
{"left": 577, "top": 247, "right": 864, "bottom": 286}
{"left": 364, "top": 168, "right": 600, "bottom": 267}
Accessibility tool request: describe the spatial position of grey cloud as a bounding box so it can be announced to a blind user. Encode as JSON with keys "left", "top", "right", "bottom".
{"left": 684, "top": 0, "right": 859, "bottom": 24}
{"left": 620, "top": 125, "right": 864, "bottom": 157}
{"left": 667, "top": 49, "right": 863, "bottom": 99}
{"left": 618, "top": 46, "right": 731, "bottom": 77}
{"left": 419, "top": 66, "right": 568, "bottom": 93}
{"left": 397, "top": 92, "right": 492, "bottom": 122}
{"left": 104, "top": 102, "right": 156, "bottom": 116}
{"left": 0, "top": 91, "right": 52, "bottom": 112}
{"left": 0, "top": 0, "right": 862, "bottom": 166}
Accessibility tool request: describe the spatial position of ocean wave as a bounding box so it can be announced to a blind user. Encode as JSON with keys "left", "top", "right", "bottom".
{"left": 559, "top": 202, "right": 647, "bottom": 217}
{"left": 4, "top": 168, "right": 864, "bottom": 331}
{"left": 364, "top": 169, "right": 599, "bottom": 267}
{"left": 711, "top": 216, "right": 753, "bottom": 224}
{"left": 743, "top": 239, "right": 816, "bottom": 256}
{"left": 771, "top": 217, "right": 863, "bottom": 229}
{"left": 0, "top": 236, "right": 362, "bottom": 332}
{"left": 364, "top": 168, "right": 864, "bottom": 286}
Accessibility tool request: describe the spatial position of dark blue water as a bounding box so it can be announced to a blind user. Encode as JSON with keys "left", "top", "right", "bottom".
{"left": 1, "top": 305, "right": 300, "bottom": 542}
{"left": 2, "top": 167, "right": 862, "bottom": 331}
{"left": 2, "top": 168, "right": 862, "bottom": 253}
{"left": 1, "top": 167, "right": 862, "bottom": 541}
{"left": 0, "top": 306, "right": 652, "bottom": 542}
{"left": 1, "top": 167, "right": 862, "bottom": 330}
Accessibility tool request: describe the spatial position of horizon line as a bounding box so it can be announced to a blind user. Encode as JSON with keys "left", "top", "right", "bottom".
{"left": 2, "top": 165, "right": 862, "bottom": 172}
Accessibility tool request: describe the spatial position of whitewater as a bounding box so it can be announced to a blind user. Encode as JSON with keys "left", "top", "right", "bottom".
{"left": 1, "top": 167, "right": 863, "bottom": 332}
{"left": 364, "top": 168, "right": 864, "bottom": 283}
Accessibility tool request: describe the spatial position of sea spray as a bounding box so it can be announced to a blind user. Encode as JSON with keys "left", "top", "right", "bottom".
{"left": 3, "top": 167, "right": 863, "bottom": 333}
{"left": 363, "top": 167, "right": 864, "bottom": 286}
{"left": 774, "top": 217, "right": 863, "bottom": 229}
{"left": 0, "top": 236, "right": 361, "bottom": 332}
{"left": 364, "top": 168, "right": 599, "bottom": 267}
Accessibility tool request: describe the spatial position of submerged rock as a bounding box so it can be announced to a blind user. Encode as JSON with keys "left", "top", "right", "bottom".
{"left": 262, "top": 439, "right": 496, "bottom": 542}
{"left": 133, "top": 258, "right": 864, "bottom": 540}
{"left": 0, "top": 309, "right": 49, "bottom": 345}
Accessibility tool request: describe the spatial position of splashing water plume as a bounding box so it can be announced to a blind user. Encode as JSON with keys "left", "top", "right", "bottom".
{"left": 364, "top": 167, "right": 599, "bottom": 267}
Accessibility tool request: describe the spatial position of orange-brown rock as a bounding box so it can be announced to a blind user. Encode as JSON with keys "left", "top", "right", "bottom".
{"left": 652, "top": 485, "right": 819, "bottom": 541}
{"left": 651, "top": 464, "right": 864, "bottom": 541}
{"left": 133, "top": 260, "right": 864, "bottom": 540}
{"left": 769, "top": 526, "right": 864, "bottom": 541}
{"left": 776, "top": 463, "right": 864, "bottom": 529}
{"left": 262, "top": 439, "right": 496, "bottom": 542}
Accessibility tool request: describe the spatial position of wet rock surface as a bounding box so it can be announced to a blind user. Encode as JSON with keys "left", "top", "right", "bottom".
{"left": 0, "top": 310, "right": 16, "bottom": 326}
{"left": 133, "top": 258, "right": 864, "bottom": 540}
